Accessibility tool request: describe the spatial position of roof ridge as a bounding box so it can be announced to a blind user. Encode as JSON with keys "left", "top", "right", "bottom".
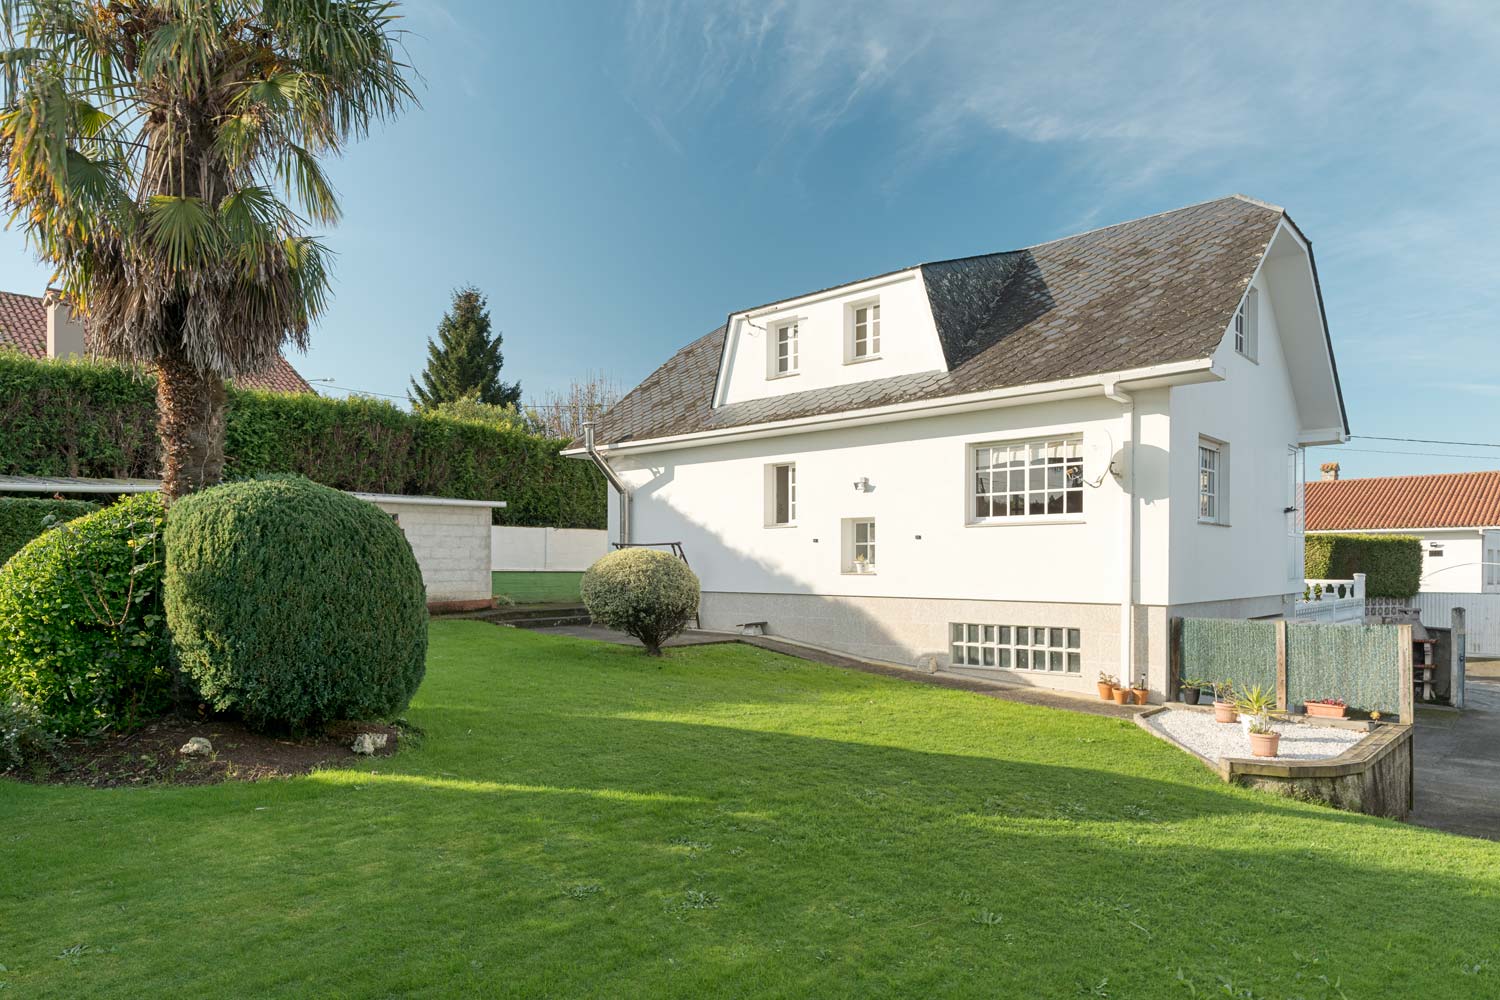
{"left": 1015, "top": 195, "right": 1280, "bottom": 254}
{"left": 1310, "top": 469, "right": 1500, "bottom": 486}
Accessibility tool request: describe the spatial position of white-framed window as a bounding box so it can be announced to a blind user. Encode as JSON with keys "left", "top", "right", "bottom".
{"left": 971, "top": 437, "right": 1084, "bottom": 521}
{"left": 847, "top": 300, "right": 880, "bottom": 361}
{"left": 771, "top": 320, "right": 799, "bottom": 377}
{"left": 766, "top": 462, "right": 797, "bottom": 526}
{"left": 1234, "top": 287, "right": 1258, "bottom": 361}
{"left": 1198, "top": 438, "right": 1226, "bottom": 524}
{"left": 843, "top": 517, "right": 876, "bottom": 572}
{"left": 1487, "top": 545, "right": 1498, "bottom": 589}
{"left": 949, "top": 623, "right": 1081, "bottom": 674}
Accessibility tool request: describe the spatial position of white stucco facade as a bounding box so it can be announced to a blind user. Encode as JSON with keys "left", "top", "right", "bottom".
{"left": 580, "top": 213, "right": 1345, "bottom": 698}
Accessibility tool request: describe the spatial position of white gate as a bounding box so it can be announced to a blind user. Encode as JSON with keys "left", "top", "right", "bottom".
{"left": 1410, "top": 592, "right": 1500, "bottom": 657}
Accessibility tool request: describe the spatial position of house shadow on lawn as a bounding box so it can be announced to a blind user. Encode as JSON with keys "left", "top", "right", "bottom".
{"left": 286, "top": 712, "right": 1500, "bottom": 997}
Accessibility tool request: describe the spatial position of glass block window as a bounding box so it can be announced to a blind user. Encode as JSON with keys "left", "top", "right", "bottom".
{"left": 949, "top": 623, "right": 1081, "bottom": 673}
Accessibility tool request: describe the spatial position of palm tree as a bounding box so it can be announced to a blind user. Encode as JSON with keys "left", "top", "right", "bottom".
{"left": 0, "top": 0, "right": 415, "bottom": 500}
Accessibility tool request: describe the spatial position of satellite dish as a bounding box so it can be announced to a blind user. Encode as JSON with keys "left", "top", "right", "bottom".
{"left": 1083, "top": 433, "right": 1116, "bottom": 487}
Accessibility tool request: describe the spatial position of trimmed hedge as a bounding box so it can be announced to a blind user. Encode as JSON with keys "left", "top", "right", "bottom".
{"left": 0, "top": 497, "right": 99, "bottom": 566}
{"left": 0, "top": 494, "right": 171, "bottom": 735}
{"left": 0, "top": 352, "right": 605, "bottom": 528}
{"left": 581, "top": 548, "right": 700, "bottom": 656}
{"left": 1305, "top": 533, "right": 1423, "bottom": 600}
{"left": 165, "top": 476, "right": 428, "bottom": 730}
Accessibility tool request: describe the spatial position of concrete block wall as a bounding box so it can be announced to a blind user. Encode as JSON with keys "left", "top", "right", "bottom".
{"left": 372, "top": 501, "right": 492, "bottom": 603}
{"left": 491, "top": 526, "right": 608, "bottom": 572}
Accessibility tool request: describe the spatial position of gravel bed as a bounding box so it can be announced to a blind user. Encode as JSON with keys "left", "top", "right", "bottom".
{"left": 1145, "top": 708, "right": 1366, "bottom": 762}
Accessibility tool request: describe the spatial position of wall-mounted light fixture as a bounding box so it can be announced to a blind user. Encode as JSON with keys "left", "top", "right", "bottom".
{"left": 852, "top": 477, "right": 871, "bottom": 492}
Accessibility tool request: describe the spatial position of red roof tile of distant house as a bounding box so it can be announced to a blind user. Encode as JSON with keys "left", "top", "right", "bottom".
{"left": 1306, "top": 471, "right": 1500, "bottom": 531}
{"left": 0, "top": 289, "right": 313, "bottom": 393}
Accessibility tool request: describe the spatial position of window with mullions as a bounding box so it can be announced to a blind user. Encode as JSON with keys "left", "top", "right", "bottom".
{"left": 972, "top": 437, "right": 1083, "bottom": 520}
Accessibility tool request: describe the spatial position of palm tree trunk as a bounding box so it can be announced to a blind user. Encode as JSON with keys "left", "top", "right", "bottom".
{"left": 155, "top": 349, "right": 227, "bottom": 502}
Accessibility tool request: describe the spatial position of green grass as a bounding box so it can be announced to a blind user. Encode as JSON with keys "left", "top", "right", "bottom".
{"left": 492, "top": 570, "right": 584, "bottom": 604}
{"left": 3, "top": 622, "right": 1498, "bottom": 998}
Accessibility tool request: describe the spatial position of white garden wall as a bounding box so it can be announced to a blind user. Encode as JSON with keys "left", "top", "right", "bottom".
{"left": 491, "top": 526, "right": 608, "bottom": 572}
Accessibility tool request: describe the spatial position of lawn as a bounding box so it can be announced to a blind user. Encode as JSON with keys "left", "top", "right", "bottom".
{"left": 2, "top": 622, "right": 1498, "bottom": 998}
{"left": 492, "top": 570, "right": 584, "bottom": 604}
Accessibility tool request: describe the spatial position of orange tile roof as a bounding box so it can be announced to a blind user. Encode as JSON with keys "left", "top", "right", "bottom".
{"left": 1306, "top": 471, "right": 1500, "bottom": 531}
{"left": 0, "top": 289, "right": 312, "bottom": 393}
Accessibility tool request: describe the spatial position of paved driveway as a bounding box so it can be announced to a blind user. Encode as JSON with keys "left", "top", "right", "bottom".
{"left": 1411, "top": 678, "right": 1500, "bottom": 840}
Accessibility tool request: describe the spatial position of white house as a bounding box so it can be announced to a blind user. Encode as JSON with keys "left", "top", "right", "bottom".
{"left": 1307, "top": 467, "right": 1500, "bottom": 594}
{"left": 568, "top": 196, "right": 1348, "bottom": 699}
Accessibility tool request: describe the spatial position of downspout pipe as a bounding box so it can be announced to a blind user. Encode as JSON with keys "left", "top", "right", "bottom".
{"left": 583, "top": 422, "right": 630, "bottom": 545}
{"left": 1101, "top": 379, "right": 1137, "bottom": 691}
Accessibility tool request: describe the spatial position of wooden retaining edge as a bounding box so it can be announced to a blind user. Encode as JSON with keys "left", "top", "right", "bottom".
{"left": 1219, "top": 724, "right": 1411, "bottom": 781}
{"left": 1133, "top": 705, "right": 1409, "bottom": 782}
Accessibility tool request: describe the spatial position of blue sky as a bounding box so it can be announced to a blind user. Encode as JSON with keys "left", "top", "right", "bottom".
{"left": 1, "top": 0, "right": 1497, "bottom": 478}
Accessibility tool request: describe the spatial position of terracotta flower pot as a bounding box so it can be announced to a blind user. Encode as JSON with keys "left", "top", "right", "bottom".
{"left": 1304, "top": 702, "right": 1347, "bottom": 719}
{"left": 1112, "top": 687, "right": 1131, "bottom": 705}
{"left": 1131, "top": 687, "right": 1149, "bottom": 705}
{"left": 1213, "top": 700, "right": 1239, "bottom": 724}
{"left": 1249, "top": 730, "right": 1281, "bottom": 758}
{"left": 1097, "top": 682, "right": 1114, "bottom": 700}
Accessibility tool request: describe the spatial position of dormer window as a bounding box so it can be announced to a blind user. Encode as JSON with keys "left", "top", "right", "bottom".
{"left": 846, "top": 300, "right": 880, "bottom": 363}
{"left": 770, "top": 320, "right": 799, "bottom": 377}
{"left": 1234, "top": 287, "right": 1258, "bottom": 362}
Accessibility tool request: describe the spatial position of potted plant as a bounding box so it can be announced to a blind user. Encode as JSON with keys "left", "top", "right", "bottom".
{"left": 1304, "top": 697, "right": 1347, "bottom": 719}
{"left": 1247, "top": 719, "right": 1281, "bottom": 757}
{"left": 1179, "top": 676, "right": 1203, "bottom": 706}
{"left": 1129, "top": 680, "right": 1149, "bottom": 705}
{"left": 853, "top": 553, "right": 869, "bottom": 574}
{"left": 1211, "top": 680, "right": 1237, "bottom": 723}
{"left": 1235, "top": 685, "right": 1278, "bottom": 738}
{"left": 1097, "top": 672, "right": 1118, "bottom": 700}
{"left": 1111, "top": 684, "right": 1131, "bottom": 705}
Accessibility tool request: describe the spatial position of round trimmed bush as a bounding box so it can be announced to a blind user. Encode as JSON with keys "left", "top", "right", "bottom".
{"left": 164, "top": 475, "right": 428, "bottom": 730}
{"left": 0, "top": 494, "right": 171, "bottom": 735}
{"left": 581, "top": 548, "right": 699, "bottom": 655}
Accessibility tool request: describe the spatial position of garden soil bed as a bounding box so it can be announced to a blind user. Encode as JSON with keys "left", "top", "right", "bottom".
{"left": 4, "top": 716, "right": 401, "bottom": 788}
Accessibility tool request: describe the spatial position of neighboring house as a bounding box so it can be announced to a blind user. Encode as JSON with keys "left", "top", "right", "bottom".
{"left": 0, "top": 288, "right": 312, "bottom": 392}
{"left": 1307, "top": 465, "right": 1500, "bottom": 595}
{"left": 569, "top": 196, "right": 1348, "bottom": 698}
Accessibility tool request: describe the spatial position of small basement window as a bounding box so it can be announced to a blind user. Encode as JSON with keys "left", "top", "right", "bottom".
{"left": 949, "top": 623, "right": 1081, "bottom": 673}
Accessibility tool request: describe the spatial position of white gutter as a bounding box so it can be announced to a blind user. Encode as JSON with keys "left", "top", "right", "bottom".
{"left": 564, "top": 357, "right": 1221, "bottom": 459}
{"left": 583, "top": 422, "right": 630, "bottom": 544}
{"left": 1101, "top": 377, "right": 1138, "bottom": 691}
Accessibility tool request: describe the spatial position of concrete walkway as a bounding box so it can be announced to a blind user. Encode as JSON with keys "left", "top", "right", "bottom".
{"left": 530, "top": 624, "right": 1145, "bottom": 720}
{"left": 1411, "top": 678, "right": 1500, "bottom": 840}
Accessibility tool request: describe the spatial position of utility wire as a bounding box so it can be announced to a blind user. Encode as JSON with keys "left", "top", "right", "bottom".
{"left": 1308, "top": 445, "right": 1500, "bottom": 461}
{"left": 1351, "top": 434, "right": 1500, "bottom": 449}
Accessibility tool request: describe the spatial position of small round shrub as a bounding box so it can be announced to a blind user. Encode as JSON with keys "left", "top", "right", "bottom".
{"left": 164, "top": 475, "right": 428, "bottom": 731}
{"left": 0, "top": 494, "right": 171, "bottom": 735}
{"left": 581, "top": 548, "right": 699, "bottom": 655}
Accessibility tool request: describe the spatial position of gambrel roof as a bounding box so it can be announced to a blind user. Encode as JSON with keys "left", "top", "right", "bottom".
{"left": 587, "top": 195, "right": 1342, "bottom": 448}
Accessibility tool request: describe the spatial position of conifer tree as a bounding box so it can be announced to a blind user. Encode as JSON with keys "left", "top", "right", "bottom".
{"left": 409, "top": 286, "right": 520, "bottom": 407}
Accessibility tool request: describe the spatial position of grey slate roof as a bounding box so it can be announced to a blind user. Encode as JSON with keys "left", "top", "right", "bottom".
{"left": 588, "top": 196, "right": 1288, "bottom": 447}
